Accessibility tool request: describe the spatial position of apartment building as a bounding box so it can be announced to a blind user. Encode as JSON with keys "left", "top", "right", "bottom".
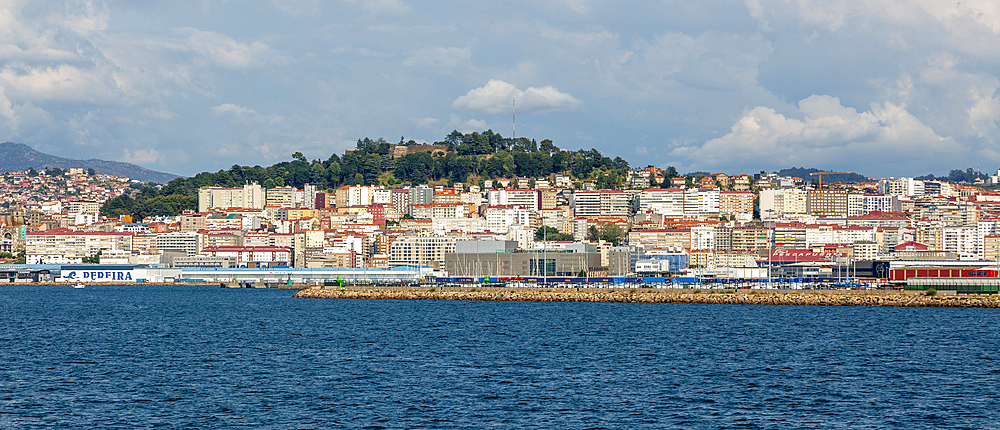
{"left": 719, "top": 191, "right": 754, "bottom": 220}
{"left": 573, "top": 190, "right": 631, "bottom": 219}
{"left": 572, "top": 191, "right": 601, "bottom": 219}
{"left": 636, "top": 188, "right": 685, "bottom": 216}
{"left": 26, "top": 230, "right": 133, "bottom": 264}
{"left": 198, "top": 183, "right": 265, "bottom": 212}
{"left": 808, "top": 189, "right": 849, "bottom": 218}
{"left": 488, "top": 189, "right": 539, "bottom": 211}
{"left": 388, "top": 235, "right": 458, "bottom": 267}
{"left": 627, "top": 229, "right": 691, "bottom": 250}
{"left": 155, "top": 231, "right": 203, "bottom": 256}
{"left": 200, "top": 246, "right": 292, "bottom": 267}
{"left": 485, "top": 206, "right": 534, "bottom": 233}
{"left": 759, "top": 188, "right": 808, "bottom": 220}
{"left": 411, "top": 203, "right": 468, "bottom": 219}
{"left": 730, "top": 226, "right": 771, "bottom": 250}
{"left": 265, "top": 186, "right": 296, "bottom": 209}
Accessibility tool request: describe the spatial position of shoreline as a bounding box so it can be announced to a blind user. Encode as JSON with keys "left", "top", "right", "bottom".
{"left": 293, "top": 286, "right": 1000, "bottom": 308}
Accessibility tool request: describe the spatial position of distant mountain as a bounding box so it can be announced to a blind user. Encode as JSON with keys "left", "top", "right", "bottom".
{"left": 775, "top": 167, "right": 869, "bottom": 184}
{"left": 0, "top": 142, "right": 182, "bottom": 183}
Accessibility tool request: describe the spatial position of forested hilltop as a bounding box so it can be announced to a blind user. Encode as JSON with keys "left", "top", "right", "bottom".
{"left": 102, "top": 130, "right": 629, "bottom": 219}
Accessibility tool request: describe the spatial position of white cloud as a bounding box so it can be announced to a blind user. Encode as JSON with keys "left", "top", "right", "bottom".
{"left": 211, "top": 103, "right": 282, "bottom": 125}
{"left": 453, "top": 79, "right": 581, "bottom": 114}
{"left": 271, "top": 0, "right": 320, "bottom": 16}
{"left": 675, "top": 95, "right": 956, "bottom": 175}
{"left": 746, "top": 0, "right": 1000, "bottom": 59}
{"left": 212, "top": 103, "right": 257, "bottom": 117}
{"left": 61, "top": 0, "right": 109, "bottom": 35}
{"left": 363, "top": 0, "right": 410, "bottom": 15}
{"left": 403, "top": 46, "right": 471, "bottom": 70}
{"left": 177, "top": 27, "right": 273, "bottom": 69}
{"left": 414, "top": 116, "right": 439, "bottom": 129}
{"left": 968, "top": 85, "right": 1000, "bottom": 138}
{"left": 0, "top": 64, "right": 115, "bottom": 102}
{"left": 446, "top": 114, "right": 487, "bottom": 133}
{"left": 120, "top": 147, "right": 159, "bottom": 165}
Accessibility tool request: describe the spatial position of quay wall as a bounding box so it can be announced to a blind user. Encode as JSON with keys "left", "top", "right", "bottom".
{"left": 293, "top": 287, "right": 1000, "bottom": 308}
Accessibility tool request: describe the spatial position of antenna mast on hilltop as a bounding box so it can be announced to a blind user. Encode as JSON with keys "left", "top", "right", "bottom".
{"left": 512, "top": 97, "right": 516, "bottom": 140}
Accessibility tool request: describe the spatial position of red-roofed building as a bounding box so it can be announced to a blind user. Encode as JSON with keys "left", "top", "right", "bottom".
{"left": 200, "top": 246, "right": 291, "bottom": 267}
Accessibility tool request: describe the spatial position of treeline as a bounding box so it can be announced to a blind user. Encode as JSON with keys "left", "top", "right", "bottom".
{"left": 916, "top": 168, "right": 988, "bottom": 183}
{"left": 101, "top": 130, "right": 629, "bottom": 219}
{"left": 160, "top": 130, "right": 629, "bottom": 194}
{"left": 775, "top": 168, "right": 869, "bottom": 184}
{"left": 101, "top": 185, "right": 196, "bottom": 220}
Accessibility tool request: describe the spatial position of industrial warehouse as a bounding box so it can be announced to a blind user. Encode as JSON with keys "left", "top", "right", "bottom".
{"left": 0, "top": 264, "right": 432, "bottom": 285}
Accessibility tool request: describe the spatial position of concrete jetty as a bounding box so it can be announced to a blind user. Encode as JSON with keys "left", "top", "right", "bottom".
{"left": 293, "top": 287, "right": 1000, "bottom": 308}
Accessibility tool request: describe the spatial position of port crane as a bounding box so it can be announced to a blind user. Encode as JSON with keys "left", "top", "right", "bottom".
{"left": 809, "top": 171, "right": 855, "bottom": 190}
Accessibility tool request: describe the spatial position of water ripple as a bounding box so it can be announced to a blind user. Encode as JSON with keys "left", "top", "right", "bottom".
{"left": 1, "top": 286, "right": 999, "bottom": 428}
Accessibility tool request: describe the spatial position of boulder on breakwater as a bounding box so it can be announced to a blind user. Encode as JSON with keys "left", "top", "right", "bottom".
{"left": 292, "top": 287, "right": 1000, "bottom": 308}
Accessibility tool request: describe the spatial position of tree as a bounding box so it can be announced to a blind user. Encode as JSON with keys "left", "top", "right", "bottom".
{"left": 663, "top": 166, "right": 678, "bottom": 180}
{"left": 539, "top": 139, "right": 557, "bottom": 154}
{"left": 596, "top": 172, "right": 614, "bottom": 190}
{"left": 535, "top": 226, "right": 573, "bottom": 241}
{"left": 27, "top": 167, "right": 37, "bottom": 177}
{"left": 87, "top": 168, "right": 96, "bottom": 176}
{"left": 82, "top": 250, "right": 102, "bottom": 264}
{"left": 598, "top": 224, "right": 626, "bottom": 246}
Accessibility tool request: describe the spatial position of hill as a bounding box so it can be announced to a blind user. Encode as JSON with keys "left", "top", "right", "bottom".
{"left": 775, "top": 167, "right": 869, "bottom": 184}
{"left": 0, "top": 142, "right": 182, "bottom": 183}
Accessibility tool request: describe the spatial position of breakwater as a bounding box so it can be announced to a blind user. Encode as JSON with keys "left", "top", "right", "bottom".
{"left": 293, "top": 287, "right": 1000, "bottom": 308}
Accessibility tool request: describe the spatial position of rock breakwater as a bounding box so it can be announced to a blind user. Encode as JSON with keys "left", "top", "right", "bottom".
{"left": 293, "top": 287, "right": 1000, "bottom": 308}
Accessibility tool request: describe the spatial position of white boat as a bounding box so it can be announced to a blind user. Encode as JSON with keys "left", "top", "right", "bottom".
{"left": 73, "top": 283, "right": 85, "bottom": 289}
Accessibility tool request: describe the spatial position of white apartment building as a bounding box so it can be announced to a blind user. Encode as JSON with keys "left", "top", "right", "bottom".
{"left": 862, "top": 194, "right": 900, "bottom": 214}
{"left": 942, "top": 226, "right": 980, "bottom": 260}
{"left": 573, "top": 191, "right": 601, "bottom": 218}
{"left": 487, "top": 189, "right": 539, "bottom": 211}
{"left": 411, "top": 203, "right": 468, "bottom": 219}
{"left": 26, "top": 230, "right": 134, "bottom": 264}
{"left": 759, "top": 188, "right": 808, "bottom": 220}
{"left": 539, "top": 208, "right": 574, "bottom": 235}
{"left": 833, "top": 226, "right": 878, "bottom": 245}
{"left": 599, "top": 191, "right": 632, "bottom": 218}
{"left": 265, "top": 186, "right": 296, "bottom": 209}
{"left": 303, "top": 184, "right": 318, "bottom": 209}
{"left": 485, "top": 206, "right": 534, "bottom": 233}
{"left": 373, "top": 189, "right": 393, "bottom": 205}
{"left": 388, "top": 235, "right": 458, "bottom": 267}
{"left": 636, "top": 188, "right": 685, "bottom": 216}
{"left": 690, "top": 226, "right": 716, "bottom": 250}
{"left": 684, "top": 188, "right": 720, "bottom": 217}
{"left": 198, "top": 183, "right": 265, "bottom": 212}
{"left": 66, "top": 200, "right": 101, "bottom": 215}
{"left": 848, "top": 193, "right": 865, "bottom": 217}
{"left": 432, "top": 217, "right": 487, "bottom": 235}
{"left": 201, "top": 246, "right": 292, "bottom": 266}
{"left": 155, "top": 231, "right": 203, "bottom": 256}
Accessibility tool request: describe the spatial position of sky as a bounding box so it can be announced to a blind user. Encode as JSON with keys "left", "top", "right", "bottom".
{"left": 1, "top": 0, "right": 999, "bottom": 178}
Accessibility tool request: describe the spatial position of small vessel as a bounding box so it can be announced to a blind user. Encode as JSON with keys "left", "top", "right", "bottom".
{"left": 73, "top": 282, "right": 85, "bottom": 289}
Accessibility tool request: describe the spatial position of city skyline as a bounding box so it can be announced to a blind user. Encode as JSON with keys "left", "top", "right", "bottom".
{"left": 1, "top": 1, "right": 998, "bottom": 177}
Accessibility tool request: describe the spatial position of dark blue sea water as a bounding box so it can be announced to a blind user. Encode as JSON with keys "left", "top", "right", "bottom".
{"left": 2, "top": 286, "right": 999, "bottom": 429}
